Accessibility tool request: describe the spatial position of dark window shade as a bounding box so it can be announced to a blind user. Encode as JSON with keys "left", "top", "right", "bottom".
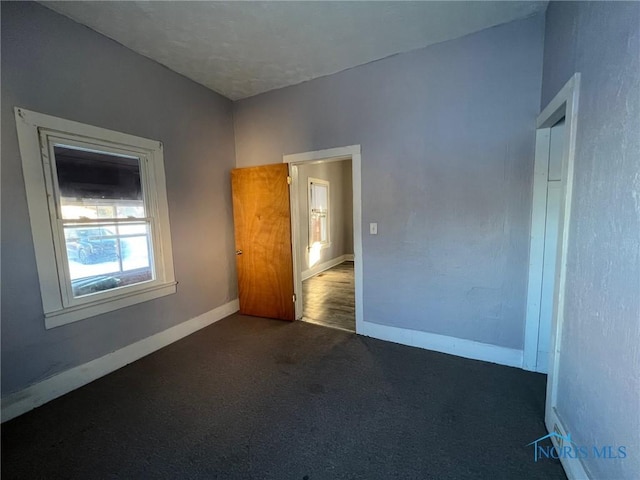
{"left": 54, "top": 146, "right": 142, "bottom": 200}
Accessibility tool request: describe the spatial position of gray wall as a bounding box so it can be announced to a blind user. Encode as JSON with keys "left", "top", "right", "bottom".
{"left": 234, "top": 14, "right": 545, "bottom": 349}
{"left": 1, "top": 2, "right": 237, "bottom": 395}
{"left": 542, "top": 2, "right": 640, "bottom": 478}
{"left": 297, "top": 160, "right": 353, "bottom": 273}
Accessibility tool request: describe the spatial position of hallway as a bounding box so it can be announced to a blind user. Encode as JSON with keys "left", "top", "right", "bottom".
{"left": 302, "top": 261, "right": 355, "bottom": 332}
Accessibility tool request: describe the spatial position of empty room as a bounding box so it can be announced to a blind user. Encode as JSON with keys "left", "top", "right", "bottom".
{"left": 1, "top": 1, "right": 638, "bottom": 479}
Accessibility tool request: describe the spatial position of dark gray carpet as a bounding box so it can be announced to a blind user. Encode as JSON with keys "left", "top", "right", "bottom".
{"left": 2, "top": 314, "right": 566, "bottom": 479}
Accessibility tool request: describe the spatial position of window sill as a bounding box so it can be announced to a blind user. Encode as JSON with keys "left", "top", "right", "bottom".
{"left": 44, "top": 282, "right": 177, "bottom": 329}
{"left": 308, "top": 242, "right": 332, "bottom": 251}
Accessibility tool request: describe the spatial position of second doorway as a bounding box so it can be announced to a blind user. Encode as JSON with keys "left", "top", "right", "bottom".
{"left": 292, "top": 158, "right": 355, "bottom": 332}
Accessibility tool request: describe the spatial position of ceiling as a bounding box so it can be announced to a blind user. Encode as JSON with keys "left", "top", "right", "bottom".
{"left": 43, "top": 1, "right": 547, "bottom": 100}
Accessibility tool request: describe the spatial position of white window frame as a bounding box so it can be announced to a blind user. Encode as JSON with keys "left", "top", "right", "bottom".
{"left": 15, "top": 107, "right": 176, "bottom": 329}
{"left": 307, "top": 177, "right": 330, "bottom": 249}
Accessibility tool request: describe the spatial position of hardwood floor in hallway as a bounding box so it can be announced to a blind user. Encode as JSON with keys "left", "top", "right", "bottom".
{"left": 302, "top": 261, "right": 355, "bottom": 331}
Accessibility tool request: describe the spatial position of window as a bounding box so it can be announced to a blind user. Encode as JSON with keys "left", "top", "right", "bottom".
{"left": 15, "top": 107, "right": 176, "bottom": 328}
{"left": 308, "top": 178, "right": 330, "bottom": 247}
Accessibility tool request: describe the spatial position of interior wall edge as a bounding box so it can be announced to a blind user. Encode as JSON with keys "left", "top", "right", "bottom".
{"left": 360, "top": 320, "right": 524, "bottom": 368}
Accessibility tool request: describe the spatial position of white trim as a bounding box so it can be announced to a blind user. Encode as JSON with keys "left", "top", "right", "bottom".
{"left": 284, "top": 145, "right": 363, "bottom": 335}
{"left": 283, "top": 145, "right": 360, "bottom": 165}
{"left": 360, "top": 321, "right": 523, "bottom": 368}
{"left": 1, "top": 300, "right": 239, "bottom": 423}
{"left": 14, "top": 107, "right": 176, "bottom": 328}
{"left": 545, "top": 73, "right": 580, "bottom": 424}
{"left": 523, "top": 75, "right": 581, "bottom": 471}
{"left": 547, "top": 408, "right": 591, "bottom": 479}
{"left": 524, "top": 74, "right": 581, "bottom": 375}
{"left": 288, "top": 163, "right": 303, "bottom": 318}
{"left": 352, "top": 153, "right": 363, "bottom": 335}
{"left": 522, "top": 76, "right": 583, "bottom": 480}
{"left": 44, "top": 282, "right": 177, "bottom": 328}
{"left": 301, "top": 254, "right": 352, "bottom": 281}
{"left": 537, "top": 79, "right": 573, "bottom": 129}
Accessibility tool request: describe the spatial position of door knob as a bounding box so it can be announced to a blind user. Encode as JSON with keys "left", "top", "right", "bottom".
{"left": 236, "top": 250, "right": 243, "bottom": 255}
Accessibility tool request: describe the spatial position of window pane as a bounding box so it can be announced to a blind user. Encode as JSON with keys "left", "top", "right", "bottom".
{"left": 313, "top": 184, "right": 327, "bottom": 208}
{"left": 53, "top": 145, "right": 145, "bottom": 220}
{"left": 309, "top": 182, "right": 328, "bottom": 245}
{"left": 64, "top": 224, "right": 153, "bottom": 298}
{"left": 320, "top": 216, "right": 328, "bottom": 243}
{"left": 116, "top": 205, "right": 145, "bottom": 219}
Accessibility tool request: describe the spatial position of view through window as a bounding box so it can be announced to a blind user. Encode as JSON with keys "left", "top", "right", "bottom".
{"left": 308, "top": 178, "right": 329, "bottom": 246}
{"left": 55, "top": 146, "right": 153, "bottom": 298}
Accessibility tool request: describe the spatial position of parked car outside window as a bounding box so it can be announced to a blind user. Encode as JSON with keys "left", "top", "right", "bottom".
{"left": 65, "top": 227, "right": 119, "bottom": 264}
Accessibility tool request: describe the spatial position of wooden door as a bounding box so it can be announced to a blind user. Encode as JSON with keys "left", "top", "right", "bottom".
{"left": 231, "top": 163, "right": 295, "bottom": 321}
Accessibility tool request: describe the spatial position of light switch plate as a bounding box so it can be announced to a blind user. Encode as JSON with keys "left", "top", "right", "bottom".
{"left": 370, "top": 222, "right": 378, "bottom": 235}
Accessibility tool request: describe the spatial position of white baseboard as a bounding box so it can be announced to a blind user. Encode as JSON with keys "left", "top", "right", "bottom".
{"left": 1, "top": 299, "right": 239, "bottom": 423}
{"left": 546, "top": 409, "right": 591, "bottom": 479}
{"left": 301, "top": 254, "right": 353, "bottom": 281}
{"left": 359, "top": 320, "right": 523, "bottom": 368}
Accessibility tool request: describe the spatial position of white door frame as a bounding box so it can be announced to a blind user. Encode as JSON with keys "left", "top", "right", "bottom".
{"left": 283, "top": 145, "right": 363, "bottom": 334}
{"left": 524, "top": 74, "right": 580, "bottom": 373}
{"left": 523, "top": 74, "right": 584, "bottom": 476}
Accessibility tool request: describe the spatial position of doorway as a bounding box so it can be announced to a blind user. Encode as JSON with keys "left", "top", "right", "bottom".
{"left": 528, "top": 117, "right": 565, "bottom": 374}
{"left": 283, "top": 146, "right": 363, "bottom": 333}
{"left": 523, "top": 73, "right": 583, "bottom": 477}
